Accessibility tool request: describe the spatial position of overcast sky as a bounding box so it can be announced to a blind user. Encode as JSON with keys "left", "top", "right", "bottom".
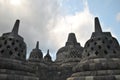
{"left": 0, "top": 0, "right": 120, "bottom": 60}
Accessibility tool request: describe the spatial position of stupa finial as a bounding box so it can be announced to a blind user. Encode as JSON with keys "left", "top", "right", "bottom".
{"left": 12, "top": 19, "right": 20, "bottom": 34}
{"left": 36, "top": 41, "right": 39, "bottom": 49}
{"left": 95, "top": 17, "right": 102, "bottom": 33}
{"left": 67, "top": 33, "right": 77, "bottom": 43}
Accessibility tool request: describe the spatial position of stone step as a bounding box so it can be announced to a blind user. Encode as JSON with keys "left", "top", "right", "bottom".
{"left": 72, "top": 70, "right": 120, "bottom": 77}
{"left": 0, "top": 74, "right": 39, "bottom": 80}
{"left": 67, "top": 75, "right": 120, "bottom": 80}
{"left": 0, "top": 69, "right": 35, "bottom": 76}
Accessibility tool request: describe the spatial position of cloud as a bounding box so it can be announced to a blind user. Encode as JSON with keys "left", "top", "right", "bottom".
{"left": 0, "top": 0, "right": 95, "bottom": 60}
{"left": 47, "top": 1, "right": 95, "bottom": 60}
{"left": 0, "top": 0, "right": 60, "bottom": 59}
{"left": 48, "top": 0, "right": 94, "bottom": 52}
{"left": 116, "top": 12, "right": 120, "bottom": 22}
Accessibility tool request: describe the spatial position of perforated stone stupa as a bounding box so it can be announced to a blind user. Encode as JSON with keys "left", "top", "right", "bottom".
{"left": 0, "top": 20, "right": 38, "bottom": 80}
{"left": 56, "top": 33, "right": 83, "bottom": 62}
{"left": 29, "top": 41, "right": 43, "bottom": 61}
{"left": 44, "top": 49, "right": 52, "bottom": 62}
{"left": 0, "top": 20, "right": 26, "bottom": 60}
{"left": 67, "top": 17, "right": 120, "bottom": 80}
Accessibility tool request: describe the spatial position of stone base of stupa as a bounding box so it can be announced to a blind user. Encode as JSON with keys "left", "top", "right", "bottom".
{"left": 67, "top": 58, "right": 120, "bottom": 80}
{"left": 0, "top": 57, "right": 39, "bottom": 80}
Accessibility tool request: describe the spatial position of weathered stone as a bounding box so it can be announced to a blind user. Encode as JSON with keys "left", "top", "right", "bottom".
{"left": 0, "top": 17, "right": 120, "bottom": 80}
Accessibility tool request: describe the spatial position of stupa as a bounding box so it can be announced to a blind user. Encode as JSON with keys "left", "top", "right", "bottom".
{"left": 0, "top": 20, "right": 38, "bottom": 80}
{"left": 67, "top": 17, "right": 120, "bottom": 80}
{"left": 56, "top": 33, "right": 83, "bottom": 63}
{"left": 29, "top": 41, "right": 43, "bottom": 61}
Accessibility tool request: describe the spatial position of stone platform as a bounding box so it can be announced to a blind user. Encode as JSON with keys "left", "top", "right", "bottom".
{"left": 0, "top": 57, "right": 39, "bottom": 80}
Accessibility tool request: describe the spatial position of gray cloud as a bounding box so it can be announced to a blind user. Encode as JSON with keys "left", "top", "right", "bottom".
{"left": 0, "top": 0, "right": 61, "bottom": 59}
{"left": 0, "top": 0, "right": 96, "bottom": 60}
